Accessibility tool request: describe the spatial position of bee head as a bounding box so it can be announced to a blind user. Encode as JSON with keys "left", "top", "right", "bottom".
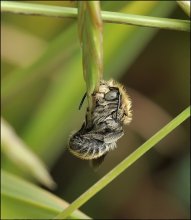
{"left": 104, "top": 88, "right": 119, "bottom": 101}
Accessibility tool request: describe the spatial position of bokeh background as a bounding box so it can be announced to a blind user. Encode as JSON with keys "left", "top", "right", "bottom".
{"left": 1, "top": 1, "right": 190, "bottom": 219}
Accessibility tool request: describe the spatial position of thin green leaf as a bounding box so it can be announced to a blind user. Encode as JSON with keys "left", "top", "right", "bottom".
{"left": 1, "top": 1, "right": 190, "bottom": 32}
{"left": 177, "top": 1, "right": 190, "bottom": 17}
{"left": 1, "top": 118, "right": 55, "bottom": 189}
{"left": 54, "top": 106, "right": 190, "bottom": 219}
{"left": 1, "top": 170, "right": 91, "bottom": 219}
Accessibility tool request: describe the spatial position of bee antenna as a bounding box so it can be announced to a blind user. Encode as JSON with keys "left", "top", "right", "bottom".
{"left": 79, "top": 93, "right": 87, "bottom": 110}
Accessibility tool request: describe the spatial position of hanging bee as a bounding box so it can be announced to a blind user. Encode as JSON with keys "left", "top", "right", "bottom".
{"left": 68, "top": 79, "right": 132, "bottom": 167}
{"left": 91, "top": 79, "right": 132, "bottom": 125}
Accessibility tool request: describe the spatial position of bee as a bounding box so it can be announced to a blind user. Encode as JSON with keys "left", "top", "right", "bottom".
{"left": 68, "top": 79, "right": 132, "bottom": 167}
{"left": 92, "top": 79, "right": 132, "bottom": 126}
{"left": 69, "top": 122, "right": 117, "bottom": 160}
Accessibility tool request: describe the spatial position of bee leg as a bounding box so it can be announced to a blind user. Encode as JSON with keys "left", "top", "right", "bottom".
{"left": 79, "top": 92, "right": 87, "bottom": 110}
{"left": 116, "top": 93, "right": 121, "bottom": 120}
{"left": 89, "top": 153, "right": 108, "bottom": 170}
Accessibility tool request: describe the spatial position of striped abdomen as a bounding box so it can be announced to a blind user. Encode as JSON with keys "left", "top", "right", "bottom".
{"left": 69, "top": 132, "right": 116, "bottom": 160}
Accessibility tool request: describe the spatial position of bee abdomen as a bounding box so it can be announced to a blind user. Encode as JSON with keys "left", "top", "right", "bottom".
{"left": 69, "top": 133, "right": 114, "bottom": 160}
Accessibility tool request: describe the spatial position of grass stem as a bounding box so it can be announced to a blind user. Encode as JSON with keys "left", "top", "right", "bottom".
{"left": 54, "top": 106, "right": 190, "bottom": 219}
{"left": 1, "top": 1, "right": 190, "bottom": 32}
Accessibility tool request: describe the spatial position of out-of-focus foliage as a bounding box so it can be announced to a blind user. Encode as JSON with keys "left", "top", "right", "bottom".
{"left": 1, "top": 170, "right": 90, "bottom": 219}
{"left": 1, "top": 1, "right": 190, "bottom": 219}
{"left": 1, "top": 118, "right": 55, "bottom": 189}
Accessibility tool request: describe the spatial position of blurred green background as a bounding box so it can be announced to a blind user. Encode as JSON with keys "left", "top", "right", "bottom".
{"left": 1, "top": 1, "right": 190, "bottom": 219}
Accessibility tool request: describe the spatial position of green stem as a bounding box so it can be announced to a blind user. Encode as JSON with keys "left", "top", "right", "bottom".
{"left": 1, "top": 1, "right": 190, "bottom": 32}
{"left": 54, "top": 106, "right": 190, "bottom": 219}
{"left": 78, "top": 1, "right": 103, "bottom": 126}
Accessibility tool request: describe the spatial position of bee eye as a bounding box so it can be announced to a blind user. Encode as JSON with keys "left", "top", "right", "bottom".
{"left": 105, "top": 90, "right": 118, "bottom": 101}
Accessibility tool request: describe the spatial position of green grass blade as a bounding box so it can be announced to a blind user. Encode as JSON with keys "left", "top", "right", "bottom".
{"left": 1, "top": 1, "right": 190, "bottom": 32}
{"left": 102, "top": 10, "right": 190, "bottom": 31}
{"left": 54, "top": 106, "right": 190, "bottom": 219}
{"left": 177, "top": 1, "right": 190, "bottom": 17}
{"left": 1, "top": 170, "right": 91, "bottom": 219}
{"left": 1, "top": 118, "right": 55, "bottom": 189}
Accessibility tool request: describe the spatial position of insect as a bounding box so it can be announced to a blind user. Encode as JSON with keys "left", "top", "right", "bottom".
{"left": 68, "top": 79, "right": 132, "bottom": 167}
{"left": 92, "top": 79, "right": 132, "bottom": 126}
{"left": 69, "top": 122, "right": 117, "bottom": 160}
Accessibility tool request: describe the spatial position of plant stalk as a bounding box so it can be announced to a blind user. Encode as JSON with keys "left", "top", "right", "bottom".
{"left": 54, "top": 106, "right": 190, "bottom": 219}
{"left": 78, "top": 1, "right": 103, "bottom": 127}
{"left": 1, "top": 1, "right": 190, "bottom": 32}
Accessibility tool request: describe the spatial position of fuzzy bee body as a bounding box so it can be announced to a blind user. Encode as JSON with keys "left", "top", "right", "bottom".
{"left": 69, "top": 123, "right": 117, "bottom": 160}
{"left": 68, "top": 79, "right": 132, "bottom": 164}
{"left": 92, "top": 80, "right": 132, "bottom": 124}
